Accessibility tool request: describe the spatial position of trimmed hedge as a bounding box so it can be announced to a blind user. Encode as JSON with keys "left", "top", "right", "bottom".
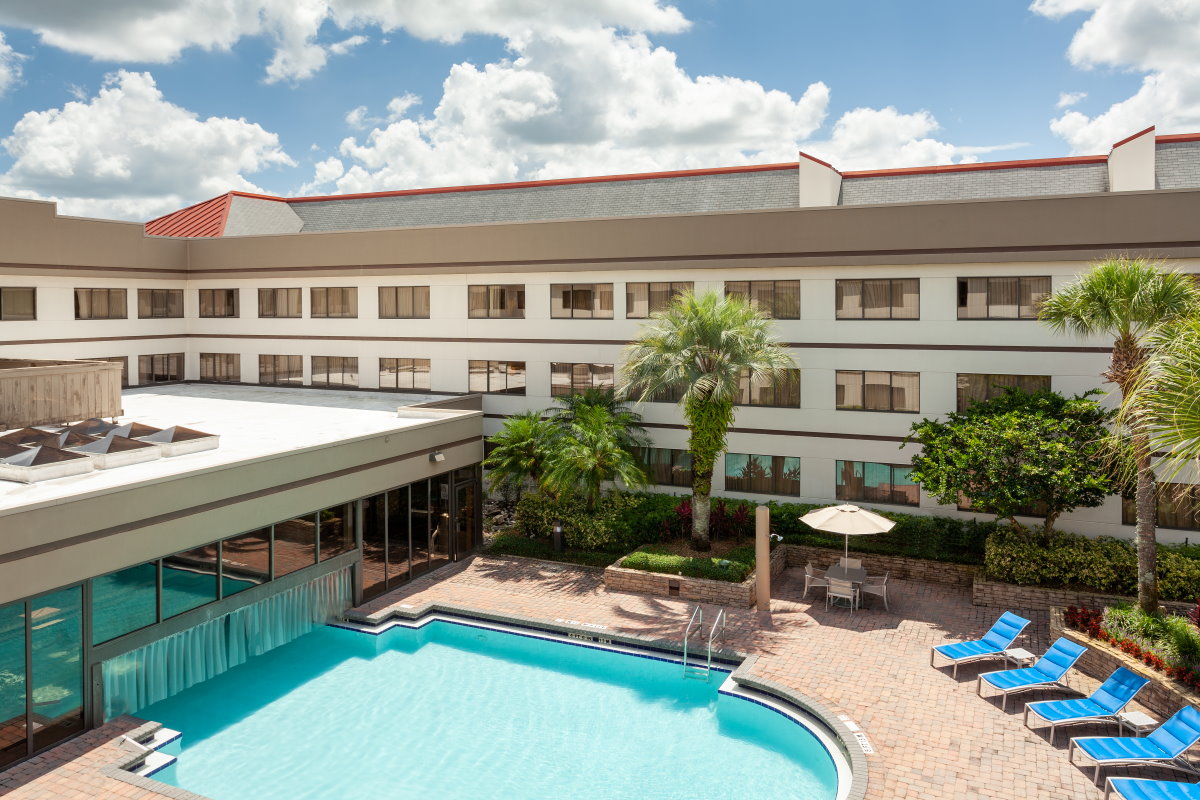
{"left": 619, "top": 544, "right": 757, "bottom": 583}
{"left": 484, "top": 532, "right": 620, "bottom": 568}
{"left": 985, "top": 527, "right": 1200, "bottom": 601}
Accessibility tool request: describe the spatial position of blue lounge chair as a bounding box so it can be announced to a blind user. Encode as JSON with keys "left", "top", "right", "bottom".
{"left": 1070, "top": 705, "right": 1200, "bottom": 786}
{"left": 929, "top": 611, "right": 1030, "bottom": 678}
{"left": 977, "top": 637, "right": 1087, "bottom": 710}
{"left": 1105, "top": 777, "right": 1200, "bottom": 800}
{"left": 1024, "top": 667, "right": 1149, "bottom": 743}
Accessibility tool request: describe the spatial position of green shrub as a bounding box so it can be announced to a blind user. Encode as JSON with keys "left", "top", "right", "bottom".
{"left": 484, "top": 532, "right": 620, "bottom": 568}
{"left": 619, "top": 545, "right": 754, "bottom": 583}
{"left": 985, "top": 527, "right": 1200, "bottom": 601}
{"left": 514, "top": 492, "right": 650, "bottom": 552}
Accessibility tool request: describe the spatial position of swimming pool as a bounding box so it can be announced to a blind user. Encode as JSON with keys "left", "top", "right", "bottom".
{"left": 141, "top": 618, "right": 843, "bottom": 800}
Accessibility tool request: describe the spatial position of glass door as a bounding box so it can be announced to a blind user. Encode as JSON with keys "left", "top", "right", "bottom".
{"left": 453, "top": 481, "right": 478, "bottom": 559}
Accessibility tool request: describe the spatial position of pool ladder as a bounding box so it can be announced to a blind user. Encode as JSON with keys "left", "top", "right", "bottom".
{"left": 682, "top": 606, "right": 726, "bottom": 681}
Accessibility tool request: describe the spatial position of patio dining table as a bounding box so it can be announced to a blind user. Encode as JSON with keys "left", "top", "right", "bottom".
{"left": 825, "top": 564, "right": 867, "bottom": 584}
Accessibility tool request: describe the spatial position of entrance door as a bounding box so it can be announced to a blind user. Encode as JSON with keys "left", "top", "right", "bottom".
{"left": 453, "top": 481, "right": 478, "bottom": 559}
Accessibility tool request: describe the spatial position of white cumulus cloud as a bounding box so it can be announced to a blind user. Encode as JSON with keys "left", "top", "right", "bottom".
{"left": 1032, "top": 0, "right": 1200, "bottom": 152}
{"left": 1057, "top": 91, "right": 1087, "bottom": 108}
{"left": 0, "top": 0, "right": 688, "bottom": 83}
{"left": 0, "top": 70, "right": 294, "bottom": 220}
{"left": 0, "top": 32, "right": 25, "bottom": 96}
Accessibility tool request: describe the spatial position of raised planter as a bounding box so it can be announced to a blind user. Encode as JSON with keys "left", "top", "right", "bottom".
{"left": 973, "top": 577, "right": 1193, "bottom": 613}
{"left": 604, "top": 544, "right": 787, "bottom": 607}
{"left": 783, "top": 543, "right": 978, "bottom": 587}
{"left": 1050, "top": 607, "right": 1200, "bottom": 720}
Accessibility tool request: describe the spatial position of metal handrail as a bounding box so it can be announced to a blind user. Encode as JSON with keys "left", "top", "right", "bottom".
{"left": 682, "top": 605, "right": 702, "bottom": 673}
{"left": 707, "top": 609, "right": 726, "bottom": 674}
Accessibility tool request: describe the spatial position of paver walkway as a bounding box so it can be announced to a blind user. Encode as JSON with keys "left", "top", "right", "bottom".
{"left": 0, "top": 554, "right": 1190, "bottom": 799}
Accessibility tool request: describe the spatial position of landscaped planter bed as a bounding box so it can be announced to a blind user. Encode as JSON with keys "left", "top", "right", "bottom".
{"left": 783, "top": 543, "right": 978, "bottom": 587}
{"left": 973, "top": 577, "right": 1193, "bottom": 613}
{"left": 604, "top": 544, "right": 786, "bottom": 607}
{"left": 1049, "top": 607, "right": 1200, "bottom": 720}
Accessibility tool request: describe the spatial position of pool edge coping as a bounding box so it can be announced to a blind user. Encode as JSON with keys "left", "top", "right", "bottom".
{"left": 345, "top": 600, "right": 869, "bottom": 800}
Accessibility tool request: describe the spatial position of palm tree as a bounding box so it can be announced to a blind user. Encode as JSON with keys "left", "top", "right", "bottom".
{"left": 621, "top": 290, "right": 796, "bottom": 550}
{"left": 482, "top": 411, "right": 559, "bottom": 500}
{"left": 1039, "top": 257, "right": 1200, "bottom": 613}
{"left": 541, "top": 405, "right": 648, "bottom": 506}
{"left": 547, "top": 386, "right": 649, "bottom": 453}
{"left": 1129, "top": 316, "right": 1200, "bottom": 481}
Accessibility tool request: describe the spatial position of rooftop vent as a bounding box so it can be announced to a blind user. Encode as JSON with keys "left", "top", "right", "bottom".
{"left": 110, "top": 422, "right": 164, "bottom": 439}
{"left": 0, "top": 428, "right": 99, "bottom": 449}
{"left": 0, "top": 445, "right": 93, "bottom": 483}
{"left": 67, "top": 418, "right": 120, "bottom": 437}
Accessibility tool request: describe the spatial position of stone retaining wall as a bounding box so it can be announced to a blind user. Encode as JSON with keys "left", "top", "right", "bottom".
{"left": 1049, "top": 607, "right": 1200, "bottom": 720}
{"left": 783, "top": 543, "right": 979, "bottom": 587}
{"left": 973, "top": 577, "right": 1193, "bottom": 613}
{"left": 603, "top": 544, "right": 787, "bottom": 607}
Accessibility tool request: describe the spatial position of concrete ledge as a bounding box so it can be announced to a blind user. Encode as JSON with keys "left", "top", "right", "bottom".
{"left": 1049, "top": 607, "right": 1200, "bottom": 720}
{"left": 603, "top": 544, "right": 788, "bottom": 608}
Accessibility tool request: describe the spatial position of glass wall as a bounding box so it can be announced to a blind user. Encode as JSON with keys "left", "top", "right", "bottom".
{"left": 0, "top": 601, "right": 26, "bottom": 768}
{"left": 274, "top": 513, "right": 318, "bottom": 576}
{"left": 92, "top": 563, "right": 157, "bottom": 645}
{"left": 30, "top": 587, "right": 83, "bottom": 752}
{"left": 221, "top": 528, "right": 271, "bottom": 596}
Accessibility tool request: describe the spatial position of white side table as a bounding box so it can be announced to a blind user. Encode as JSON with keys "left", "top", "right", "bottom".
{"left": 1003, "top": 648, "right": 1036, "bottom": 667}
{"left": 1117, "top": 710, "right": 1157, "bottom": 736}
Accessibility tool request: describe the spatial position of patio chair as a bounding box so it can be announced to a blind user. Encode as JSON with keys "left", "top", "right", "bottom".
{"left": 1104, "top": 777, "right": 1200, "bottom": 800}
{"left": 1070, "top": 706, "right": 1200, "bottom": 786}
{"left": 861, "top": 572, "right": 889, "bottom": 611}
{"left": 930, "top": 611, "right": 1031, "bottom": 678}
{"left": 802, "top": 563, "right": 829, "bottom": 600}
{"left": 826, "top": 577, "right": 858, "bottom": 613}
{"left": 977, "top": 637, "right": 1087, "bottom": 710}
{"left": 1024, "top": 667, "right": 1149, "bottom": 743}
{"left": 839, "top": 557, "right": 862, "bottom": 570}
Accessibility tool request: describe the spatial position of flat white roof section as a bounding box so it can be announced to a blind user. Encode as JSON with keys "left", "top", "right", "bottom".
{"left": 0, "top": 384, "right": 469, "bottom": 513}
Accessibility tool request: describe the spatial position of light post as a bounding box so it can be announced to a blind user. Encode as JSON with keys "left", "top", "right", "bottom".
{"left": 552, "top": 520, "right": 564, "bottom": 553}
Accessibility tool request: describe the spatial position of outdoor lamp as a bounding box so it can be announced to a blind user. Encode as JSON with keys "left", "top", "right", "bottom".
{"left": 552, "top": 520, "right": 564, "bottom": 553}
{"left": 430, "top": 451, "right": 445, "bottom": 463}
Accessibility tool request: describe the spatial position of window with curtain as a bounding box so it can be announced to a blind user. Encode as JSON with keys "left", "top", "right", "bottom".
{"left": 632, "top": 447, "right": 692, "bottom": 487}
{"left": 137, "top": 353, "right": 183, "bottom": 383}
{"left": 259, "top": 354, "right": 303, "bottom": 385}
{"left": 258, "top": 288, "right": 302, "bottom": 318}
{"left": 956, "top": 373, "right": 1050, "bottom": 411}
{"left": 311, "top": 287, "right": 358, "bottom": 318}
{"left": 468, "top": 360, "right": 526, "bottom": 394}
{"left": 724, "top": 453, "right": 802, "bottom": 496}
{"left": 724, "top": 280, "right": 801, "bottom": 319}
{"left": 198, "top": 288, "right": 239, "bottom": 318}
{"left": 199, "top": 353, "right": 240, "bottom": 382}
{"left": 0, "top": 287, "right": 34, "bottom": 321}
{"left": 550, "top": 363, "right": 615, "bottom": 396}
{"left": 736, "top": 368, "right": 801, "bottom": 407}
{"left": 957, "top": 276, "right": 1049, "bottom": 319}
{"left": 836, "top": 371, "right": 919, "bottom": 412}
{"left": 626, "top": 282, "right": 692, "bottom": 318}
{"left": 468, "top": 284, "right": 525, "bottom": 318}
{"left": 137, "top": 289, "right": 183, "bottom": 319}
{"left": 379, "top": 358, "right": 431, "bottom": 391}
{"left": 378, "top": 286, "right": 430, "bottom": 319}
{"left": 74, "top": 288, "right": 127, "bottom": 319}
{"left": 1122, "top": 484, "right": 1200, "bottom": 531}
{"left": 835, "top": 460, "right": 919, "bottom": 506}
{"left": 835, "top": 279, "right": 919, "bottom": 319}
{"left": 550, "top": 284, "right": 614, "bottom": 319}
{"left": 311, "top": 356, "right": 359, "bottom": 387}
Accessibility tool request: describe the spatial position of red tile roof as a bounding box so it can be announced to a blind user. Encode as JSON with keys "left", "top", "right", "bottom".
{"left": 145, "top": 192, "right": 234, "bottom": 238}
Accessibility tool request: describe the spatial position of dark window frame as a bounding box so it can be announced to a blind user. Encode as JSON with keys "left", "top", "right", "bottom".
{"left": 835, "top": 459, "right": 919, "bottom": 507}
{"left": 199, "top": 352, "right": 240, "bottom": 383}
{"left": 136, "top": 288, "right": 183, "bottom": 319}
{"left": 379, "top": 357, "right": 432, "bottom": 391}
{"left": 625, "top": 281, "right": 692, "bottom": 319}
{"left": 633, "top": 446, "right": 692, "bottom": 487}
{"left": 310, "top": 287, "right": 358, "bottom": 319}
{"left": 724, "top": 280, "right": 801, "bottom": 319}
{"left": 956, "top": 276, "right": 1050, "bottom": 320}
{"left": 835, "top": 370, "right": 920, "bottom": 413}
{"left": 736, "top": 368, "right": 801, "bottom": 408}
{"left": 378, "top": 286, "right": 431, "bottom": 319}
{"left": 549, "top": 362, "right": 615, "bottom": 397}
{"left": 468, "top": 360, "right": 526, "bottom": 394}
{"left": 0, "top": 287, "right": 36, "bottom": 321}
{"left": 724, "top": 452, "right": 802, "bottom": 496}
{"left": 73, "top": 288, "right": 127, "bottom": 320}
{"left": 550, "top": 283, "right": 614, "bottom": 319}
{"left": 258, "top": 288, "right": 302, "bottom": 318}
{"left": 835, "top": 278, "right": 920, "bottom": 320}
{"left": 198, "top": 288, "right": 239, "bottom": 318}
{"left": 956, "top": 373, "right": 1051, "bottom": 412}
{"left": 311, "top": 355, "right": 359, "bottom": 388}
{"left": 468, "top": 284, "right": 525, "bottom": 319}
{"left": 137, "top": 353, "right": 183, "bottom": 384}
{"left": 259, "top": 354, "right": 303, "bottom": 385}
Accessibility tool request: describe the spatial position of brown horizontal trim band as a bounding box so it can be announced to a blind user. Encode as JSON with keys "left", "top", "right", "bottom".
{"left": 0, "top": 262, "right": 188, "bottom": 276}
{"left": 482, "top": 412, "right": 907, "bottom": 443}
{"left": 0, "top": 435, "right": 481, "bottom": 565}
{"left": 0, "top": 332, "right": 1113, "bottom": 354}
{"left": 187, "top": 240, "right": 1200, "bottom": 275}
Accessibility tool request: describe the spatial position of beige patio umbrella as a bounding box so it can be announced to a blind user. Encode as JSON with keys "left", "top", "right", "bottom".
{"left": 799, "top": 504, "right": 895, "bottom": 558}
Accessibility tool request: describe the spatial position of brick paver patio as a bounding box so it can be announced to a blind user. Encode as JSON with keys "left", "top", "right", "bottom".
{"left": 1, "top": 554, "right": 1193, "bottom": 799}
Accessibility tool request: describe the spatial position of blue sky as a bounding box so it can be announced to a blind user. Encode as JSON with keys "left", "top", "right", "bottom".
{"left": 0, "top": 1, "right": 1194, "bottom": 221}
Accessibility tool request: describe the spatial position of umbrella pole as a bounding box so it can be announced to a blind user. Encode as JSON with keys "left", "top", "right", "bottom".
{"left": 844, "top": 534, "right": 849, "bottom": 559}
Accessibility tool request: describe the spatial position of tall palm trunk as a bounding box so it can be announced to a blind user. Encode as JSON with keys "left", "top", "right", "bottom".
{"left": 1112, "top": 335, "right": 1159, "bottom": 614}
{"left": 686, "top": 397, "right": 733, "bottom": 551}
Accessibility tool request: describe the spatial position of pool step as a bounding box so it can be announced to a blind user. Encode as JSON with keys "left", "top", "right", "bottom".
{"left": 123, "top": 727, "right": 181, "bottom": 778}
{"left": 134, "top": 750, "right": 177, "bottom": 778}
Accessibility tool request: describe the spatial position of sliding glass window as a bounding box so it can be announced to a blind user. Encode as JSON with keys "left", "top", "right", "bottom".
{"left": 633, "top": 447, "right": 691, "bottom": 487}
{"left": 378, "top": 286, "right": 430, "bottom": 319}
{"left": 550, "top": 284, "right": 613, "bottom": 319}
{"left": 138, "top": 353, "right": 183, "bottom": 383}
{"left": 74, "top": 288, "right": 127, "bottom": 320}
{"left": 724, "top": 453, "right": 801, "bottom": 496}
{"left": 736, "top": 368, "right": 800, "bottom": 407}
{"left": 835, "top": 460, "right": 919, "bottom": 507}
{"left": 468, "top": 360, "right": 526, "bottom": 394}
{"left": 957, "top": 276, "right": 1049, "bottom": 319}
{"left": 259, "top": 354, "right": 303, "bottom": 385}
{"left": 200, "top": 352, "right": 240, "bottom": 383}
{"left": 379, "top": 358, "right": 431, "bottom": 391}
{"left": 258, "top": 288, "right": 302, "bottom": 318}
{"left": 836, "top": 370, "right": 919, "bottom": 412}
{"left": 137, "top": 289, "right": 183, "bottom": 319}
{"left": 626, "top": 282, "right": 691, "bottom": 318}
{"left": 468, "top": 284, "right": 525, "bottom": 318}
{"left": 311, "top": 287, "right": 358, "bottom": 318}
{"left": 311, "top": 356, "right": 358, "bottom": 388}
{"left": 550, "top": 362, "right": 614, "bottom": 396}
{"left": 198, "top": 288, "right": 239, "bottom": 318}
{"left": 724, "top": 280, "right": 800, "bottom": 319}
{"left": 836, "top": 279, "right": 918, "bottom": 319}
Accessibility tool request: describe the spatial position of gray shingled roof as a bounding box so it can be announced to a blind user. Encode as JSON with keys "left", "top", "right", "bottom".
{"left": 840, "top": 162, "right": 1109, "bottom": 206}
{"left": 1156, "top": 141, "right": 1200, "bottom": 190}
{"left": 285, "top": 168, "right": 799, "bottom": 233}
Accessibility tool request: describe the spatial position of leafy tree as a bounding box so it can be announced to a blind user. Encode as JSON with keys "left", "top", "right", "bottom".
{"left": 1131, "top": 316, "right": 1200, "bottom": 478}
{"left": 1040, "top": 257, "right": 1200, "bottom": 613}
{"left": 906, "top": 388, "right": 1115, "bottom": 534}
{"left": 547, "top": 386, "right": 649, "bottom": 453}
{"left": 482, "top": 411, "right": 559, "bottom": 500}
{"left": 621, "top": 290, "right": 795, "bottom": 550}
{"left": 540, "top": 405, "right": 648, "bottom": 506}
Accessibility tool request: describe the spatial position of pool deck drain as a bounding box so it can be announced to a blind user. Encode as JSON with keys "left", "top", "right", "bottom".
{"left": 2, "top": 554, "right": 1195, "bottom": 800}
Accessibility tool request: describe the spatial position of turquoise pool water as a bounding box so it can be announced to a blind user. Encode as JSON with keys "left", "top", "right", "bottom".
{"left": 142, "top": 620, "right": 841, "bottom": 800}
